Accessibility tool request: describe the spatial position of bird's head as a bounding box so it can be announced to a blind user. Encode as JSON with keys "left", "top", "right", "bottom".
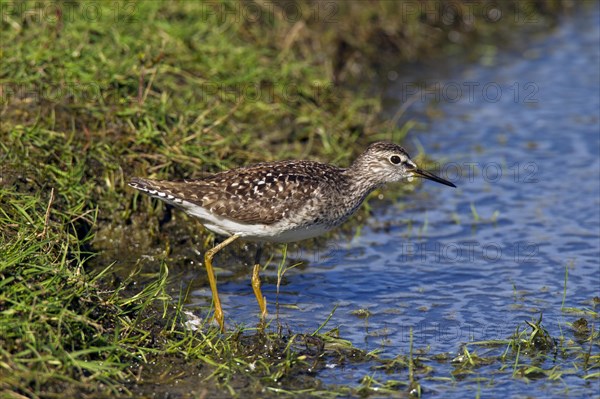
{"left": 351, "top": 142, "right": 456, "bottom": 188}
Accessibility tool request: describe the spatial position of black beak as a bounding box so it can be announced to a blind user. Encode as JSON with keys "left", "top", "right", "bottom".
{"left": 413, "top": 168, "right": 456, "bottom": 188}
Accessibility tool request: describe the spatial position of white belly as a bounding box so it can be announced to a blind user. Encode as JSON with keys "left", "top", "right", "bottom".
{"left": 182, "top": 200, "right": 333, "bottom": 243}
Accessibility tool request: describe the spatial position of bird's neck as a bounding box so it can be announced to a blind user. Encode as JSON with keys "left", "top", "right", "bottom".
{"left": 341, "top": 164, "right": 384, "bottom": 204}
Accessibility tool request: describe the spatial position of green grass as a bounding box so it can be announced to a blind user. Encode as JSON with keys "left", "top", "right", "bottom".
{"left": 0, "top": 186, "right": 131, "bottom": 396}
{"left": 1, "top": 0, "right": 592, "bottom": 397}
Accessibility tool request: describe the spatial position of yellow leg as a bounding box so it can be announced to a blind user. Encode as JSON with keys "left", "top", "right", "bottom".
{"left": 252, "top": 263, "right": 267, "bottom": 320}
{"left": 204, "top": 234, "right": 239, "bottom": 332}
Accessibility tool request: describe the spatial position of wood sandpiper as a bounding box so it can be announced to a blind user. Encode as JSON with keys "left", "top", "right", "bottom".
{"left": 129, "top": 142, "right": 456, "bottom": 331}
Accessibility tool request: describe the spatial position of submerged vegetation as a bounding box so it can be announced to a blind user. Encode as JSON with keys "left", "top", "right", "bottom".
{"left": 1, "top": 0, "right": 596, "bottom": 397}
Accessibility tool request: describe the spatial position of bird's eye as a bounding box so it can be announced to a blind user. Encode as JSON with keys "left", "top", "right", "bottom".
{"left": 390, "top": 155, "right": 402, "bottom": 165}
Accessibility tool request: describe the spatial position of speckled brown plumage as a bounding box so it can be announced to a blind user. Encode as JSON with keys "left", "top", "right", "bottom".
{"left": 130, "top": 160, "right": 352, "bottom": 225}
{"left": 129, "top": 142, "right": 455, "bottom": 242}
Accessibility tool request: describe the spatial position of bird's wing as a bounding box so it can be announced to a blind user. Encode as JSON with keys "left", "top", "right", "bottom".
{"left": 129, "top": 161, "right": 343, "bottom": 225}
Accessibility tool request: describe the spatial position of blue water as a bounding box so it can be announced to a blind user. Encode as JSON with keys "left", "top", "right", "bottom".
{"left": 185, "top": 6, "right": 600, "bottom": 397}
